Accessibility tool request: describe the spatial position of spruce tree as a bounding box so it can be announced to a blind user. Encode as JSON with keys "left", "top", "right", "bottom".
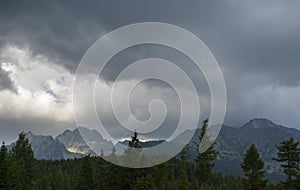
{"left": 53, "top": 168, "right": 65, "bottom": 190}
{"left": 119, "top": 131, "right": 142, "bottom": 189}
{"left": 76, "top": 155, "right": 95, "bottom": 190}
{"left": 7, "top": 154, "right": 25, "bottom": 190}
{"left": 194, "top": 119, "right": 218, "bottom": 190}
{"left": 12, "top": 132, "right": 35, "bottom": 189}
{"left": 0, "top": 141, "right": 7, "bottom": 164}
{"left": 129, "top": 130, "right": 141, "bottom": 148}
{"left": 36, "top": 175, "right": 51, "bottom": 190}
{"left": 106, "top": 148, "right": 119, "bottom": 190}
{"left": 122, "top": 130, "right": 141, "bottom": 167}
{"left": 0, "top": 141, "right": 8, "bottom": 189}
{"left": 178, "top": 146, "right": 191, "bottom": 190}
{"left": 95, "top": 157, "right": 110, "bottom": 190}
{"left": 178, "top": 169, "right": 190, "bottom": 190}
{"left": 273, "top": 137, "right": 300, "bottom": 188}
{"left": 132, "top": 175, "right": 155, "bottom": 190}
{"left": 116, "top": 166, "right": 132, "bottom": 190}
{"left": 152, "top": 161, "right": 173, "bottom": 190}
{"left": 241, "top": 144, "right": 268, "bottom": 190}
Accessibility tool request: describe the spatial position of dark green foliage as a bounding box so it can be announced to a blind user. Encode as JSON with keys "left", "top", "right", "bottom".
{"left": 129, "top": 130, "right": 141, "bottom": 148}
{"left": 178, "top": 145, "right": 191, "bottom": 190}
{"left": 194, "top": 119, "right": 219, "bottom": 190}
{"left": 152, "top": 161, "right": 174, "bottom": 190}
{"left": 2, "top": 128, "right": 300, "bottom": 190}
{"left": 0, "top": 146, "right": 286, "bottom": 190}
{"left": 132, "top": 175, "right": 155, "bottom": 190}
{"left": 241, "top": 144, "right": 268, "bottom": 190}
{"left": 12, "top": 132, "right": 36, "bottom": 189}
{"left": 274, "top": 137, "right": 300, "bottom": 189}
{"left": 178, "top": 169, "right": 190, "bottom": 190}
{"left": 5, "top": 154, "right": 20, "bottom": 190}
{"left": 204, "top": 173, "right": 243, "bottom": 190}
{"left": 76, "top": 155, "right": 95, "bottom": 190}
{"left": 93, "top": 148, "right": 119, "bottom": 190}
{"left": 0, "top": 134, "right": 36, "bottom": 190}
{"left": 0, "top": 141, "right": 8, "bottom": 189}
{"left": 52, "top": 168, "right": 69, "bottom": 190}
{"left": 0, "top": 141, "right": 7, "bottom": 164}
{"left": 95, "top": 156, "right": 108, "bottom": 190}
{"left": 119, "top": 133, "right": 137, "bottom": 189}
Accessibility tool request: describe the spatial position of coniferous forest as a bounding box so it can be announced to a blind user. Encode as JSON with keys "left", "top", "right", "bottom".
{"left": 1, "top": 0, "right": 300, "bottom": 189}
{"left": 0, "top": 120, "right": 300, "bottom": 190}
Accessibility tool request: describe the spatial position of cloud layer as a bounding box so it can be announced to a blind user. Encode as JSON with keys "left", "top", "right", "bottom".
{"left": 0, "top": 0, "right": 300, "bottom": 142}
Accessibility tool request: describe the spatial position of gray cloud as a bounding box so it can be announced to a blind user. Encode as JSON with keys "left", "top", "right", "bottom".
{"left": 0, "top": 65, "right": 15, "bottom": 92}
{"left": 1, "top": 0, "right": 299, "bottom": 82}
{"left": 0, "top": 0, "right": 300, "bottom": 141}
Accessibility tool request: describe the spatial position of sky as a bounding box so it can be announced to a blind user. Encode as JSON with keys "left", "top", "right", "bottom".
{"left": 0, "top": 0, "right": 300, "bottom": 143}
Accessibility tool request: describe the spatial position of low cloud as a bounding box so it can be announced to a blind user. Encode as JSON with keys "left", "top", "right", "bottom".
{"left": 0, "top": 64, "right": 15, "bottom": 92}
{"left": 0, "top": 44, "right": 73, "bottom": 123}
{"left": 1, "top": 0, "right": 300, "bottom": 142}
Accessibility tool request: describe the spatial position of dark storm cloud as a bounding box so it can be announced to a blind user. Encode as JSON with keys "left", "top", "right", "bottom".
{"left": 0, "top": 0, "right": 240, "bottom": 73}
{"left": 1, "top": 0, "right": 300, "bottom": 140}
{"left": 1, "top": 0, "right": 299, "bottom": 84}
{"left": 0, "top": 66, "right": 15, "bottom": 92}
{"left": 0, "top": 0, "right": 105, "bottom": 72}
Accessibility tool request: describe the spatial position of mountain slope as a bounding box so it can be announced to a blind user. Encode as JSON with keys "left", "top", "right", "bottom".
{"left": 56, "top": 127, "right": 114, "bottom": 156}
{"left": 24, "top": 131, "right": 83, "bottom": 160}
{"left": 186, "top": 118, "right": 300, "bottom": 182}
{"left": 10, "top": 118, "right": 300, "bottom": 182}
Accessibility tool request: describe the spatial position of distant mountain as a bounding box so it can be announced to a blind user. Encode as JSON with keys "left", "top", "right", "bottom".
{"left": 118, "top": 139, "right": 165, "bottom": 148}
{"left": 24, "top": 131, "right": 83, "bottom": 160}
{"left": 56, "top": 127, "right": 114, "bottom": 156}
{"left": 187, "top": 118, "right": 300, "bottom": 182}
{"left": 9, "top": 127, "right": 113, "bottom": 160}
{"left": 9, "top": 118, "right": 300, "bottom": 182}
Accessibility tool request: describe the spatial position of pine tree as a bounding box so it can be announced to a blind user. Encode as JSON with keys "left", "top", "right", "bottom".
{"left": 12, "top": 132, "right": 35, "bottom": 189}
{"left": 132, "top": 175, "right": 155, "bottom": 190}
{"left": 106, "top": 148, "right": 119, "bottom": 190}
{"left": 129, "top": 130, "right": 141, "bottom": 148}
{"left": 122, "top": 130, "right": 141, "bottom": 168}
{"left": 119, "top": 131, "right": 142, "bottom": 188}
{"left": 0, "top": 141, "right": 7, "bottom": 164}
{"left": 194, "top": 119, "right": 218, "bottom": 190}
{"left": 0, "top": 141, "right": 8, "bottom": 189}
{"left": 152, "top": 161, "right": 173, "bottom": 190}
{"left": 76, "top": 155, "right": 95, "bottom": 190}
{"left": 178, "top": 146, "right": 191, "bottom": 190}
{"left": 36, "top": 175, "right": 51, "bottom": 190}
{"left": 241, "top": 144, "right": 268, "bottom": 190}
{"left": 95, "top": 157, "right": 110, "bottom": 190}
{"left": 273, "top": 137, "right": 300, "bottom": 188}
{"left": 64, "top": 171, "right": 71, "bottom": 190}
{"left": 178, "top": 169, "right": 190, "bottom": 190}
{"left": 7, "top": 154, "right": 24, "bottom": 190}
{"left": 53, "top": 168, "right": 65, "bottom": 190}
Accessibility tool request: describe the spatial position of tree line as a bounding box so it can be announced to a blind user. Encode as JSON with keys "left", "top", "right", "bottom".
{"left": 0, "top": 119, "right": 300, "bottom": 190}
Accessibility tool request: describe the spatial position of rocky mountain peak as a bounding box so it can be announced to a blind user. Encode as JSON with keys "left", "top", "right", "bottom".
{"left": 242, "top": 118, "right": 279, "bottom": 129}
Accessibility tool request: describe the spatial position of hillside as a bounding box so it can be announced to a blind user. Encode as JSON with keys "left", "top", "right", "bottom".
{"left": 10, "top": 118, "right": 300, "bottom": 182}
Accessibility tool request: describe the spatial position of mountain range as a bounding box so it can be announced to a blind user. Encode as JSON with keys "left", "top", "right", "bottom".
{"left": 12, "top": 118, "right": 300, "bottom": 182}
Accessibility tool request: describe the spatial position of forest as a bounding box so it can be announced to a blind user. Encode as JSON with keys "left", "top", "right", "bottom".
{"left": 0, "top": 120, "right": 300, "bottom": 190}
